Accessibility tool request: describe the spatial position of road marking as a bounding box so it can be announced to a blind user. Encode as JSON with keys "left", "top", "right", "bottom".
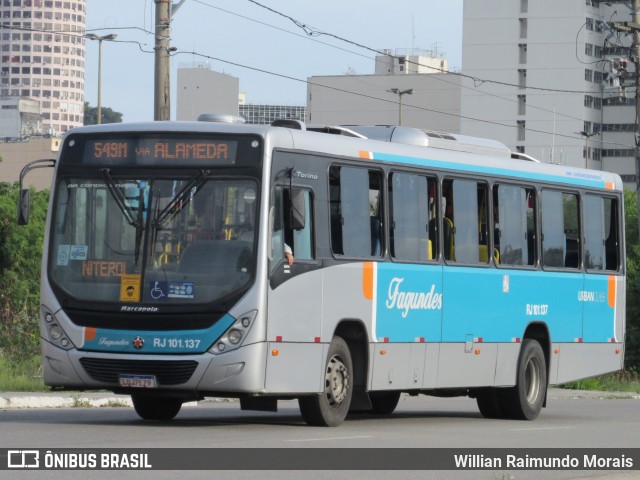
{"left": 510, "top": 426, "right": 576, "bottom": 432}
{"left": 285, "top": 435, "right": 372, "bottom": 442}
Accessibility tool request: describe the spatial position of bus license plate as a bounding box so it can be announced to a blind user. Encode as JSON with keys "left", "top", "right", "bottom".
{"left": 118, "top": 374, "right": 157, "bottom": 388}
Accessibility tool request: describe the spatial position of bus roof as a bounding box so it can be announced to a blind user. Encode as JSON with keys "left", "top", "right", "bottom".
{"left": 64, "top": 120, "right": 623, "bottom": 192}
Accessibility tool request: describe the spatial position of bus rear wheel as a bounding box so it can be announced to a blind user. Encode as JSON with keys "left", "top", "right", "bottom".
{"left": 476, "top": 388, "right": 507, "bottom": 419}
{"left": 502, "top": 338, "right": 547, "bottom": 420}
{"left": 298, "top": 335, "right": 353, "bottom": 427}
{"left": 131, "top": 394, "right": 183, "bottom": 421}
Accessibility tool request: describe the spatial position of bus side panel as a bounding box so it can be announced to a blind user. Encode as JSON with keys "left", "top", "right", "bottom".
{"left": 582, "top": 274, "right": 619, "bottom": 343}
{"left": 436, "top": 343, "right": 499, "bottom": 388}
{"left": 265, "top": 342, "right": 326, "bottom": 393}
{"left": 494, "top": 343, "right": 520, "bottom": 386}
{"left": 267, "top": 268, "right": 323, "bottom": 343}
{"left": 555, "top": 343, "right": 624, "bottom": 384}
{"left": 321, "top": 263, "right": 374, "bottom": 342}
{"left": 442, "top": 267, "right": 583, "bottom": 344}
{"left": 370, "top": 343, "right": 426, "bottom": 391}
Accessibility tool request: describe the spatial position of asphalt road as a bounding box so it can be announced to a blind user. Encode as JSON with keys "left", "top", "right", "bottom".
{"left": 1, "top": 389, "right": 639, "bottom": 480}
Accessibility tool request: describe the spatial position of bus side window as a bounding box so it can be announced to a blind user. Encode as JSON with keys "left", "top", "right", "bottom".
{"left": 285, "top": 188, "right": 314, "bottom": 261}
{"left": 271, "top": 187, "right": 314, "bottom": 267}
{"left": 584, "top": 195, "right": 620, "bottom": 272}
{"left": 604, "top": 197, "right": 620, "bottom": 271}
{"left": 443, "top": 178, "right": 488, "bottom": 264}
{"left": 390, "top": 172, "right": 434, "bottom": 262}
{"left": 494, "top": 184, "right": 535, "bottom": 266}
{"left": 329, "top": 165, "right": 383, "bottom": 258}
{"left": 541, "top": 190, "right": 580, "bottom": 269}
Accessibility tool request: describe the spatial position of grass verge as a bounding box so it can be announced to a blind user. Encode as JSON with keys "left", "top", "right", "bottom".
{"left": 0, "top": 355, "right": 47, "bottom": 392}
{"left": 560, "top": 369, "right": 640, "bottom": 393}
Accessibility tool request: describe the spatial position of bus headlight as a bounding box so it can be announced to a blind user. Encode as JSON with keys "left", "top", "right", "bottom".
{"left": 49, "top": 325, "right": 63, "bottom": 340}
{"left": 210, "top": 310, "right": 257, "bottom": 355}
{"left": 41, "top": 307, "right": 74, "bottom": 351}
{"left": 228, "top": 329, "right": 243, "bottom": 345}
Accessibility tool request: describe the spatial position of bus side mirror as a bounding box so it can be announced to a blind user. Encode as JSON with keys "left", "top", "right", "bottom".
{"left": 17, "top": 188, "right": 30, "bottom": 225}
{"left": 288, "top": 188, "right": 306, "bottom": 230}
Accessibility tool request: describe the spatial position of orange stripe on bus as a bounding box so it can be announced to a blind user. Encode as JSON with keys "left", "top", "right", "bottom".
{"left": 605, "top": 182, "right": 614, "bottom": 190}
{"left": 359, "top": 150, "right": 372, "bottom": 159}
{"left": 607, "top": 275, "right": 616, "bottom": 308}
{"left": 362, "top": 262, "right": 374, "bottom": 300}
{"left": 84, "top": 327, "right": 97, "bottom": 341}
{"left": 608, "top": 275, "right": 616, "bottom": 308}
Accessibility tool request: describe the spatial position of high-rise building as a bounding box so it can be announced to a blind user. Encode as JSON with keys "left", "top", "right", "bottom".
{"left": 461, "top": 0, "right": 636, "bottom": 184}
{"left": 0, "top": 0, "right": 86, "bottom": 136}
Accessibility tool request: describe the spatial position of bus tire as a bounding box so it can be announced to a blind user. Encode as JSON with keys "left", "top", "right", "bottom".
{"left": 298, "top": 335, "right": 353, "bottom": 427}
{"left": 476, "top": 388, "right": 507, "bottom": 419}
{"left": 369, "top": 391, "right": 401, "bottom": 415}
{"left": 503, "top": 338, "right": 547, "bottom": 420}
{"left": 132, "top": 394, "right": 182, "bottom": 421}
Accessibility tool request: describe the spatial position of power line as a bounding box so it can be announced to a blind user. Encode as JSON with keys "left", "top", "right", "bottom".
{"left": 245, "top": 0, "right": 608, "bottom": 95}
{"left": 191, "top": 0, "right": 600, "bottom": 125}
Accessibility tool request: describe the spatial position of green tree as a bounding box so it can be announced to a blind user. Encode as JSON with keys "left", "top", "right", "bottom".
{"left": 624, "top": 189, "right": 640, "bottom": 371}
{"left": 83, "top": 101, "right": 123, "bottom": 125}
{"left": 0, "top": 182, "right": 49, "bottom": 360}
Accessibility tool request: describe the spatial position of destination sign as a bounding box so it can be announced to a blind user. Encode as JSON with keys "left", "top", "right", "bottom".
{"left": 79, "top": 137, "right": 239, "bottom": 166}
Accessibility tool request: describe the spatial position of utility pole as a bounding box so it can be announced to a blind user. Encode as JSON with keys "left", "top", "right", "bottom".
{"left": 154, "top": 0, "right": 187, "bottom": 121}
{"left": 610, "top": 0, "right": 640, "bottom": 241}
{"left": 154, "top": 0, "right": 171, "bottom": 121}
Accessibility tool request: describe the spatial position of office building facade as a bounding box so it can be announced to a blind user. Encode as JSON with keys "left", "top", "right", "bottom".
{"left": 461, "top": 0, "right": 636, "bottom": 182}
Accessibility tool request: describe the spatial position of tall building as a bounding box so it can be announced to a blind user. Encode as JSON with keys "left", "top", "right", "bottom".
{"left": 461, "top": 0, "right": 636, "bottom": 184}
{"left": 0, "top": 0, "right": 86, "bottom": 136}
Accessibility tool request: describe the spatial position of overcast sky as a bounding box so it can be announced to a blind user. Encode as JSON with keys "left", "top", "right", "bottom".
{"left": 84, "top": 0, "right": 463, "bottom": 122}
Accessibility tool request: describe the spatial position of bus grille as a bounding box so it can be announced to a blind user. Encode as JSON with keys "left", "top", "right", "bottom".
{"left": 79, "top": 358, "right": 198, "bottom": 386}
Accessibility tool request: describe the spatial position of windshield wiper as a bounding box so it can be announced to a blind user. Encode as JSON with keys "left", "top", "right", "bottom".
{"left": 100, "top": 168, "right": 148, "bottom": 262}
{"left": 100, "top": 168, "right": 138, "bottom": 227}
{"left": 152, "top": 169, "right": 210, "bottom": 227}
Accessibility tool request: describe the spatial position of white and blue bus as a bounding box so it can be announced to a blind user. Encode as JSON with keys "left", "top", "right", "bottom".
{"left": 18, "top": 117, "right": 625, "bottom": 426}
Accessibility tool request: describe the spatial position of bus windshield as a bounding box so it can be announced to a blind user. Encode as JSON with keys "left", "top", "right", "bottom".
{"left": 49, "top": 175, "right": 258, "bottom": 306}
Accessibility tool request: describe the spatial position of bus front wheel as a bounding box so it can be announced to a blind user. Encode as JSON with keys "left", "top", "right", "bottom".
{"left": 298, "top": 335, "right": 353, "bottom": 427}
{"left": 131, "top": 394, "right": 183, "bottom": 421}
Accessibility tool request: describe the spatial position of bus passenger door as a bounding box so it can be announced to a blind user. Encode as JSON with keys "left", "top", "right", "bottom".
{"left": 266, "top": 183, "right": 324, "bottom": 393}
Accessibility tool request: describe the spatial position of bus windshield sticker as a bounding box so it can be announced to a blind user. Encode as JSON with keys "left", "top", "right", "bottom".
{"left": 57, "top": 245, "right": 70, "bottom": 266}
{"left": 149, "top": 281, "right": 168, "bottom": 301}
{"left": 168, "top": 282, "right": 195, "bottom": 299}
{"left": 119, "top": 274, "right": 141, "bottom": 302}
{"left": 69, "top": 245, "right": 88, "bottom": 261}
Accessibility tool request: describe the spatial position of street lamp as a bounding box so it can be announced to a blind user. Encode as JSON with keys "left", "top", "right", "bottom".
{"left": 388, "top": 88, "right": 414, "bottom": 125}
{"left": 576, "top": 131, "right": 600, "bottom": 168}
{"left": 86, "top": 33, "right": 117, "bottom": 125}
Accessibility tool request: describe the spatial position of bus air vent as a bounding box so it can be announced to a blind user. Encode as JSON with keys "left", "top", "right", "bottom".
{"left": 79, "top": 358, "right": 198, "bottom": 386}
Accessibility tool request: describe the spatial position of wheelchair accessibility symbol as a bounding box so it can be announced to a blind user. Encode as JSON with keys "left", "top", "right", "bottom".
{"left": 150, "top": 281, "right": 167, "bottom": 300}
